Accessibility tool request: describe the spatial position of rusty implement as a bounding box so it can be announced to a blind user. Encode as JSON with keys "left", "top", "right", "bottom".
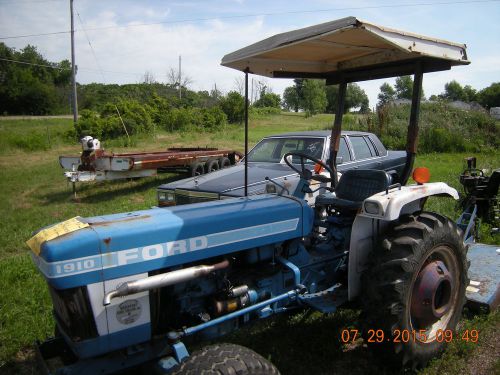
{"left": 60, "top": 137, "right": 242, "bottom": 184}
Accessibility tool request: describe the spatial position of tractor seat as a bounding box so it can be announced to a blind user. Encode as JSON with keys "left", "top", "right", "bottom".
{"left": 316, "top": 169, "right": 391, "bottom": 211}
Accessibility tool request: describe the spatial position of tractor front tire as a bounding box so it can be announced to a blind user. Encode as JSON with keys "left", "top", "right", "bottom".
{"left": 361, "top": 211, "right": 469, "bottom": 369}
{"left": 171, "top": 343, "right": 280, "bottom": 375}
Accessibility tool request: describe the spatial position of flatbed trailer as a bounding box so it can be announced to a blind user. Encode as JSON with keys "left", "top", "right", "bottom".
{"left": 60, "top": 137, "right": 242, "bottom": 183}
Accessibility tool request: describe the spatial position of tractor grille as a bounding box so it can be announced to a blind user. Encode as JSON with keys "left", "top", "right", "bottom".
{"left": 48, "top": 285, "right": 98, "bottom": 342}
{"left": 174, "top": 189, "right": 219, "bottom": 205}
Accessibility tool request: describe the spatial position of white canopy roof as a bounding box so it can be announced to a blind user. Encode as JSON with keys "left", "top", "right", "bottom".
{"left": 221, "top": 17, "right": 469, "bottom": 83}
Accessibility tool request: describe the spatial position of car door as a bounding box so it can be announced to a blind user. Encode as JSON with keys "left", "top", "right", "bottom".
{"left": 346, "top": 135, "right": 382, "bottom": 170}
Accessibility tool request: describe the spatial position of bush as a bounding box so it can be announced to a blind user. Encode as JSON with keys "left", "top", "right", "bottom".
{"left": 200, "top": 106, "right": 227, "bottom": 130}
{"left": 373, "top": 102, "right": 499, "bottom": 153}
{"left": 74, "top": 100, "right": 153, "bottom": 140}
{"left": 250, "top": 106, "right": 281, "bottom": 117}
{"left": 10, "top": 132, "right": 49, "bottom": 151}
{"left": 220, "top": 91, "right": 245, "bottom": 124}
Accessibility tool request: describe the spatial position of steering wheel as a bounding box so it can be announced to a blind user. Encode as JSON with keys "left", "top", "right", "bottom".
{"left": 283, "top": 152, "right": 334, "bottom": 184}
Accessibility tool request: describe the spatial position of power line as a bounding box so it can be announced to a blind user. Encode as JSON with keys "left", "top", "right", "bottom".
{"left": 76, "top": 9, "right": 106, "bottom": 82}
{"left": 0, "top": 0, "right": 64, "bottom": 4}
{"left": 1, "top": 0, "right": 499, "bottom": 40}
{"left": 0, "top": 57, "right": 68, "bottom": 70}
{"left": 0, "top": 56, "right": 144, "bottom": 76}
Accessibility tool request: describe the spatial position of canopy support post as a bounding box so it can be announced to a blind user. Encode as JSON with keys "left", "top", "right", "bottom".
{"left": 244, "top": 68, "right": 249, "bottom": 196}
{"left": 329, "top": 81, "right": 347, "bottom": 188}
{"left": 400, "top": 62, "right": 423, "bottom": 185}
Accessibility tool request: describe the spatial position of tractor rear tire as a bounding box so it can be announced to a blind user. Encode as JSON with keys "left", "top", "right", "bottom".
{"left": 205, "top": 159, "right": 220, "bottom": 174}
{"left": 171, "top": 343, "right": 280, "bottom": 375}
{"left": 361, "top": 211, "right": 468, "bottom": 369}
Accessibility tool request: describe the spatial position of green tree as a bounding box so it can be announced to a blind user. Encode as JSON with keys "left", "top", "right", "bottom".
{"left": 377, "top": 82, "right": 396, "bottom": 106}
{"left": 395, "top": 76, "right": 413, "bottom": 100}
{"left": 443, "top": 80, "right": 465, "bottom": 101}
{"left": 463, "top": 85, "right": 477, "bottom": 102}
{"left": 282, "top": 86, "right": 300, "bottom": 112}
{"left": 302, "top": 79, "right": 326, "bottom": 116}
{"left": 0, "top": 43, "right": 71, "bottom": 115}
{"left": 394, "top": 76, "right": 424, "bottom": 100}
{"left": 220, "top": 91, "right": 245, "bottom": 123}
{"left": 346, "top": 83, "right": 369, "bottom": 113}
{"left": 254, "top": 91, "right": 281, "bottom": 108}
{"left": 326, "top": 83, "right": 369, "bottom": 113}
{"left": 478, "top": 82, "right": 500, "bottom": 109}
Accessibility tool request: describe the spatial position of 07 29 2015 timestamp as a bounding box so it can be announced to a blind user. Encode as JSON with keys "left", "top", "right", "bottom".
{"left": 340, "top": 328, "right": 479, "bottom": 344}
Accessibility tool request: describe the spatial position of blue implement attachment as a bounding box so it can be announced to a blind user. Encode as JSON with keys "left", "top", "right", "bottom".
{"left": 466, "top": 243, "right": 500, "bottom": 312}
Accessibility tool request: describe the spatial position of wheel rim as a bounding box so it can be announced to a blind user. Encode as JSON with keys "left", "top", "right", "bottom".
{"left": 409, "top": 245, "right": 460, "bottom": 341}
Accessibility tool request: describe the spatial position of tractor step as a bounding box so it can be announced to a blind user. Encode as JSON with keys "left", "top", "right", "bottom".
{"left": 466, "top": 243, "right": 500, "bottom": 312}
{"left": 299, "top": 284, "right": 346, "bottom": 313}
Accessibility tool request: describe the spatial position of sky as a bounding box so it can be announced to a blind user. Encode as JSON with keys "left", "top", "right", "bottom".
{"left": 1, "top": 0, "right": 499, "bottom": 108}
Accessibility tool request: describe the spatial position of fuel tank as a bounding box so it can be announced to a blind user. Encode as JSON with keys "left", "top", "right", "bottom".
{"left": 31, "top": 194, "right": 314, "bottom": 289}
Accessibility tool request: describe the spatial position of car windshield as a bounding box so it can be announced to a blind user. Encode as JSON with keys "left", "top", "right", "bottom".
{"left": 247, "top": 137, "right": 324, "bottom": 164}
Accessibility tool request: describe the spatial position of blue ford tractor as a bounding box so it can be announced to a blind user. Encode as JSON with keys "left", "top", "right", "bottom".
{"left": 29, "top": 17, "right": 496, "bottom": 374}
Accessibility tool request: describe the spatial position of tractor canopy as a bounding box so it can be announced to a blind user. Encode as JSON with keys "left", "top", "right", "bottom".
{"left": 221, "top": 16, "right": 470, "bottom": 188}
{"left": 221, "top": 16, "right": 469, "bottom": 82}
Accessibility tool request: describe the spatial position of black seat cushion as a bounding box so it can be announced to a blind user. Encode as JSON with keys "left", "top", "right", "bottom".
{"left": 316, "top": 169, "right": 391, "bottom": 210}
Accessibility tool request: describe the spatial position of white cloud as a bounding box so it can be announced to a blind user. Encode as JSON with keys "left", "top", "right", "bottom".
{"left": 1, "top": 1, "right": 498, "bottom": 107}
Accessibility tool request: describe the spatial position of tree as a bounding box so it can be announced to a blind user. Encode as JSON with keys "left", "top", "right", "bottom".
{"left": 166, "top": 67, "right": 193, "bottom": 88}
{"left": 142, "top": 70, "right": 156, "bottom": 84}
{"left": 326, "top": 83, "right": 369, "bottom": 113}
{"left": 394, "top": 76, "right": 424, "bottom": 100}
{"left": 254, "top": 91, "right": 281, "bottom": 108}
{"left": 282, "top": 86, "right": 300, "bottom": 112}
{"left": 395, "top": 76, "right": 413, "bottom": 100}
{"left": 219, "top": 91, "right": 245, "bottom": 123}
{"left": 443, "top": 80, "right": 465, "bottom": 101}
{"left": 478, "top": 82, "right": 500, "bottom": 109}
{"left": 377, "top": 82, "right": 396, "bottom": 106}
{"left": 0, "top": 43, "right": 69, "bottom": 115}
{"left": 346, "top": 83, "right": 369, "bottom": 113}
{"left": 463, "top": 85, "right": 478, "bottom": 102}
{"left": 302, "top": 79, "right": 326, "bottom": 116}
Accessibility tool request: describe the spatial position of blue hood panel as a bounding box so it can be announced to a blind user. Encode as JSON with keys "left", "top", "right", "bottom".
{"left": 33, "top": 195, "right": 313, "bottom": 289}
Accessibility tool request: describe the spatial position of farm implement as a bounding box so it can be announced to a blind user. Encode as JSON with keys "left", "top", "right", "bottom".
{"left": 59, "top": 136, "right": 242, "bottom": 186}
{"left": 29, "top": 17, "right": 499, "bottom": 374}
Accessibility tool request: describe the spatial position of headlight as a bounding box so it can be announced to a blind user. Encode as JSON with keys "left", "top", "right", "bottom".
{"left": 364, "top": 201, "right": 382, "bottom": 215}
{"left": 158, "top": 191, "right": 176, "bottom": 206}
{"left": 265, "top": 183, "right": 277, "bottom": 194}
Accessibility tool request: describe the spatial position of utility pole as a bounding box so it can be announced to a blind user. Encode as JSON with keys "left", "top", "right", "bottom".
{"left": 178, "top": 55, "right": 182, "bottom": 100}
{"left": 70, "top": 0, "right": 78, "bottom": 124}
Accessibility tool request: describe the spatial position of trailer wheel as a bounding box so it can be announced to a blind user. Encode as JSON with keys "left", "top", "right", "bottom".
{"left": 205, "top": 159, "right": 220, "bottom": 174}
{"left": 219, "top": 157, "right": 231, "bottom": 169}
{"left": 191, "top": 163, "right": 205, "bottom": 177}
{"left": 361, "top": 211, "right": 468, "bottom": 369}
{"left": 171, "top": 343, "right": 280, "bottom": 375}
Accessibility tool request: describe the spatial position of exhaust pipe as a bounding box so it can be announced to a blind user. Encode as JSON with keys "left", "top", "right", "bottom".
{"left": 103, "top": 259, "right": 229, "bottom": 306}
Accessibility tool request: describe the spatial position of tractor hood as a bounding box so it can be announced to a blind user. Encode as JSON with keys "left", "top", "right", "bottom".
{"left": 30, "top": 195, "right": 314, "bottom": 289}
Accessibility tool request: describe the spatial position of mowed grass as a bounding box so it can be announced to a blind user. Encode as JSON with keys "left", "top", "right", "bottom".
{"left": 0, "top": 115, "right": 499, "bottom": 374}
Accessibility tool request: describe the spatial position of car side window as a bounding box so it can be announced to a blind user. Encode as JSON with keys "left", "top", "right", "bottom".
{"left": 364, "top": 136, "right": 378, "bottom": 156}
{"left": 339, "top": 137, "right": 351, "bottom": 161}
{"left": 349, "top": 136, "right": 373, "bottom": 160}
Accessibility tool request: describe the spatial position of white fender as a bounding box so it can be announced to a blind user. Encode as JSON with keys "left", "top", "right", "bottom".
{"left": 347, "top": 182, "right": 459, "bottom": 300}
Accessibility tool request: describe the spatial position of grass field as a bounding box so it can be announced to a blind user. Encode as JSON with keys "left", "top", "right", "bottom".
{"left": 0, "top": 114, "right": 499, "bottom": 374}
